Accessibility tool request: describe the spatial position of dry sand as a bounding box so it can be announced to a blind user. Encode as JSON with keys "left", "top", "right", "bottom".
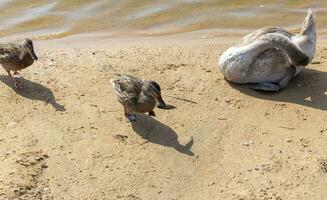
{"left": 0, "top": 33, "right": 326, "bottom": 200}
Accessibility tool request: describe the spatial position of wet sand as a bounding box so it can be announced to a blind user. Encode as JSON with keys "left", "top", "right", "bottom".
{"left": 0, "top": 32, "right": 326, "bottom": 199}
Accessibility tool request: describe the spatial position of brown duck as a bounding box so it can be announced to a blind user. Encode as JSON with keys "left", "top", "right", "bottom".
{"left": 0, "top": 38, "right": 38, "bottom": 88}
{"left": 110, "top": 74, "right": 166, "bottom": 121}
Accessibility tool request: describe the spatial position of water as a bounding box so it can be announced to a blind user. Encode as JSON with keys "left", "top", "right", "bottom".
{"left": 0, "top": 0, "right": 326, "bottom": 39}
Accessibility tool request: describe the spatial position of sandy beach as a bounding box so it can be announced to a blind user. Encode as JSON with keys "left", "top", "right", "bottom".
{"left": 0, "top": 31, "right": 326, "bottom": 200}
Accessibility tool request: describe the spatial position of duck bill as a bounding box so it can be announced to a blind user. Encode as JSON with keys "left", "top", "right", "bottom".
{"left": 156, "top": 95, "right": 166, "bottom": 108}
{"left": 29, "top": 50, "right": 38, "bottom": 60}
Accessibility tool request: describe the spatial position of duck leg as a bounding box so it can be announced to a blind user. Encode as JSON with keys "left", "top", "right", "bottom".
{"left": 251, "top": 66, "right": 296, "bottom": 92}
{"left": 13, "top": 71, "right": 23, "bottom": 87}
{"left": 6, "top": 70, "right": 22, "bottom": 88}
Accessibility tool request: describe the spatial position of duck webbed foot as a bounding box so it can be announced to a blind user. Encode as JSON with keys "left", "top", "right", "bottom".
{"left": 128, "top": 115, "right": 136, "bottom": 121}
{"left": 124, "top": 108, "right": 136, "bottom": 122}
{"left": 13, "top": 71, "right": 22, "bottom": 79}
{"left": 125, "top": 114, "right": 136, "bottom": 122}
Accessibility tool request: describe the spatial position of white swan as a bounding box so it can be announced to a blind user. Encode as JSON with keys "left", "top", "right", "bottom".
{"left": 218, "top": 10, "right": 316, "bottom": 91}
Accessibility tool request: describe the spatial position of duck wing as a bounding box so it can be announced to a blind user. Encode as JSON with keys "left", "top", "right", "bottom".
{"left": 111, "top": 75, "right": 144, "bottom": 105}
{"left": 0, "top": 43, "right": 17, "bottom": 63}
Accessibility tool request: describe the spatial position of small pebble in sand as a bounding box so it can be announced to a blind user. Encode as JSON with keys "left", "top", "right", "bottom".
{"left": 114, "top": 134, "right": 128, "bottom": 142}
{"left": 319, "top": 159, "right": 327, "bottom": 173}
{"left": 7, "top": 122, "right": 16, "bottom": 128}
{"left": 304, "top": 97, "right": 313, "bottom": 102}
{"left": 242, "top": 141, "right": 253, "bottom": 146}
{"left": 243, "top": 142, "right": 249, "bottom": 146}
{"left": 300, "top": 138, "right": 309, "bottom": 147}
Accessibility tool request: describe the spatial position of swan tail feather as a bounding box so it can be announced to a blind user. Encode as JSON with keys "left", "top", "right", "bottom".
{"left": 300, "top": 9, "right": 315, "bottom": 35}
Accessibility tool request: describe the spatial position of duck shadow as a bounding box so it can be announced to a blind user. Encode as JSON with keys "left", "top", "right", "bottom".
{"left": 227, "top": 68, "right": 327, "bottom": 110}
{"left": 0, "top": 75, "right": 65, "bottom": 111}
{"left": 131, "top": 114, "right": 194, "bottom": 156}
{"left": 158, "top": 104, "right": 176, "bottom": 110}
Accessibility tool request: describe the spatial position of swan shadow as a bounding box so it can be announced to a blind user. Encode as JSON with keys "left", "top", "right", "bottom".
{"left": 227, "top": 68, "right": 327, "bottom": 110}
{"left": 0, "top": 75, "right": 65, "bottom": 111}
{"left": 131, "top": 114, "right": 194, "bottom": 156}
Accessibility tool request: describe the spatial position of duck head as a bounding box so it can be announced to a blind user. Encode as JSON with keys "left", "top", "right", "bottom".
{"left": 145, "top": 81, "right": 166, "bottom": 108}
{"left": 21, "top": 38, "right": 38, "bottom": 60}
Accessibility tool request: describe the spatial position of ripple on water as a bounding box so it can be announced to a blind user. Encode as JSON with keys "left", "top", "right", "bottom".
{"left": 142, "top": 14, "right": 208, "bottom": 35}
{"left": 0, "top": 0, "right": 326, "bottom": 39}
{"left": 0, "top": 2, "right": 58, "bottom": 30}
{"left": 68, "top": 1, "right": 109, "bottom": 20}
{"left": 126, "top": 4, "right": 172, "bottom": 20}
{"left": 0, "top": 0, "right": 12, "bottom": 8}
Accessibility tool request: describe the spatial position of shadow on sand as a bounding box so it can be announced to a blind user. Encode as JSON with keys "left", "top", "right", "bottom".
{"left": 0, "top": 75, "right": 65, "bottom": 111}
{"left": 131, "top": 114, "right": 194, "bottom": 156}
{"left": 227, "top": 68, "right": 327, "bottom": 110}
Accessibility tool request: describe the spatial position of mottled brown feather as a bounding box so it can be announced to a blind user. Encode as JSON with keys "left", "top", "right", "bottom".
{"left": 0, "top": 42, "right": 34, "bottom": 71}
{"left": 110, "top": 75, "right": 156, "bottom": 114}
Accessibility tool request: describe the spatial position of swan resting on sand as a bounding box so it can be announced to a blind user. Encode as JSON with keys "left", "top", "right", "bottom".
{"left": 218, "top": 10, "right": 316, "bottom": 91}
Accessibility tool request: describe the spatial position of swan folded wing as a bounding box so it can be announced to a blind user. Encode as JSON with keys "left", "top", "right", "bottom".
{"left": 219, "top": 9, "right": 315, "bottom": 86}
{"left": 249, "top": 33, "right": 309, "bottom": 67}
{"left": 242, "top": 27, "right": 293, "bottom": 44}
{"left": 218, "top": 47, "right": 252, "bottom": 83}
{"left": 112, "top": 75, "right": 143, "bottom": 105}
{"left": 219, "top": 33, "right": 309, "bottom": 83}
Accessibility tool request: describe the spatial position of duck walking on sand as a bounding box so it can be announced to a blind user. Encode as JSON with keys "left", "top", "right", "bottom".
{"left": 110, "top": 74, "right": 166, "bottom": 121}
{"left": 0, "top": 38, "right": 38, "bottom": 88}
{"left": 218, "top": 10, "right": 316, "bottom": 91}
